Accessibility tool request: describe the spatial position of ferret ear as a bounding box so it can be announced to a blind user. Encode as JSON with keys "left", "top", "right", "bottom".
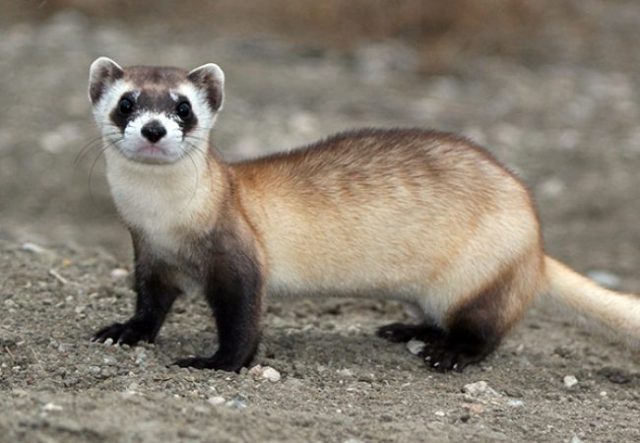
{"left": 88, "top": 57, "right": 124, "bottom": 105}
{"left": 187, "top": 63, "right": 225, "bottom": 112}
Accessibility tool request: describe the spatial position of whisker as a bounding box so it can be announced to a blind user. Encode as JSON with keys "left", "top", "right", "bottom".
{"left": 87, "top": 138, "right": 123, "bottom": 203}
{"left": 183, "top": 148, "right": 201, "bottom": 207}
{"left": 73, "top": 132, "right": 120, "bottom": 166}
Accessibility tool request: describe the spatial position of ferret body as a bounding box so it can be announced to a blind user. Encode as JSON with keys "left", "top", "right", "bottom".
{"left": 88, "top": 57, "right": 640, "bottom": 372}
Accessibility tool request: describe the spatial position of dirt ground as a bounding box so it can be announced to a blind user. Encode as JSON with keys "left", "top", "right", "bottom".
{"left": 1, "top": 4, "right": 640, "bottom": 443}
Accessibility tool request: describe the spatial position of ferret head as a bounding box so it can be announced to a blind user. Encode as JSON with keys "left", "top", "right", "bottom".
{"left": 88, "top": 57, "right": 224, "bottom": 165}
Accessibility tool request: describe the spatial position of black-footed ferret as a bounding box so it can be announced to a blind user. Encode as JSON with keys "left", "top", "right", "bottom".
{"left": 88, "top": 57, "right": 640, "bottom": 372}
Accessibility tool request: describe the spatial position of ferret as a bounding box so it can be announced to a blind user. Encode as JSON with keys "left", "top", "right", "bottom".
{"left": 87, "top": 57, "right": 640, "bottom": 372}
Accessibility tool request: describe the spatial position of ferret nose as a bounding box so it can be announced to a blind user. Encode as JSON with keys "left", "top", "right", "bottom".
{"left": 141, "top": 120, "right": 167, "bottom": 143}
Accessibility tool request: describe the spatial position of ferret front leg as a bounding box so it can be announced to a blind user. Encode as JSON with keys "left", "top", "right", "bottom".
{"left": 173, "top": 250, "right": 263, "bottom": 372}
{"left": 92, "top": 235, "right": 181, "bottom": 345}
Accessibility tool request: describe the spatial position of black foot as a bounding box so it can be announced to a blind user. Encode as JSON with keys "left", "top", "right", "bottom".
{"left": 377, "top": 322, "right": 444, "bottom": 343}
{"left": 378, "top": 322, "right": 492, "bottom": 373}
{"left": 421, "top": 338, "right": 467, "bottom": 373}
{"left": 171, "top": 355, "right": 245, "bottom": 372}
{"left": 91, "top": 319, "right": 154, "bottom": 346}
{"left": 420, "top": 331, "right": 494, "bottom": 373}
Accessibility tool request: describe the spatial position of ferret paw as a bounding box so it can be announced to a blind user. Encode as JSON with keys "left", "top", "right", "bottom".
{"left": 377, "top": 322, "right": 419, "bottom": 342}
{"left": 421, "top": 341, "right": 479, "bottom": 373}
{"left": 377, "top": 322, "right": 444, "bottom": 343}
{"left": 91, "top": 320, "right": 153, "bottom": 346}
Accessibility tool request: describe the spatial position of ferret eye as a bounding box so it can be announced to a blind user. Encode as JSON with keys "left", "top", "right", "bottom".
{"left": 118, "top": 98, "right": 134, "bottom": 115}
{"left": 176, "top": 102, "right": 191, "bottom": 120}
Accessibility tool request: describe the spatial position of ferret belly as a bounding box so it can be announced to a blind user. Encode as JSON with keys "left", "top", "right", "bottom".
{"left": 260, "top": 202, "right": 539, "bottom": 323}
{"left": 263, "top": 233, "right": 453, "bottom": 322}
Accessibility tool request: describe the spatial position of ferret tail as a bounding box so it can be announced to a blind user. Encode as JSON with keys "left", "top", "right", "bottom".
{"left": 544, "top": 256, "right": 640, "bottom": 347}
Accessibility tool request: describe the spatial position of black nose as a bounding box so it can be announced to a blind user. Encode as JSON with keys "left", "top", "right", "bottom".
{"left": 141, "top": 120, "right": 167, "bottom": 143}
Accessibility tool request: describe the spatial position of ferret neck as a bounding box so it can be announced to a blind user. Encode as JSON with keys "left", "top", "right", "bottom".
{"left": 104, "top": 142, "right": 228, "bottom": 238}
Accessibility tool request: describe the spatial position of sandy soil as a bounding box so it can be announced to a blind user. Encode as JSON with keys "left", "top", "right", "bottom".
{"left": 1, "top": 6, "right": 640, "bottom": 443}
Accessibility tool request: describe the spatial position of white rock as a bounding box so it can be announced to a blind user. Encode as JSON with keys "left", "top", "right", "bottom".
{"left": 262, "top": 367, "right": 281, "bottom": 382}
{"left": 462, "top": 381, "right": 501, "bottom": 398}
{"left": 21, "top": 242, "right": 47, "bottom": 254}
{"left": 434, "top": 410, "right": 445, "bottom": 417}
{"left": 122, "top": 390, "right": 137, "bottom": 399}
{"left": 563, "top": 375, "right": 578, "bottom": 388}
{"left": 110, "top": 268, "right": 129, "bottom": 279}
{"left": 508, "top": 399, "right": 524, "bottom": 407}
{"left": 207, "top": 396, "right": 225, "bottom": 406}
{"left": 406, "top": 339, "right": 426, "bottom": 355}
{"left": 43, "top": 402, "right": 63, "bottom": 412}
{"left": 336, "top": 368, "right": 354, "bottom": 378}
{"left": 570, "top": 434, "right": 584, "bottom": 443}
{"left": 135, "top": 350, "right": 147, "bottom": 365}
{"left": 248, "top": 364, "right": 281, "bottom": 382}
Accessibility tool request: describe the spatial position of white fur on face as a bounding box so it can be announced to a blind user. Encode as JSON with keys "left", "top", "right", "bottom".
{"left": 90, "top": 75, "right": 222, "bottom": 253}
{"left": 92, "top": 79, "right": 130, "bottom": 134}
{"left": 92, "top": 80, "right": 219, "bottom": 165}
{"left": 176, "top": 82, "right": 217, "bottom": 143}
{"left": 121, "top": 111, "right": 184, "bottom": 164}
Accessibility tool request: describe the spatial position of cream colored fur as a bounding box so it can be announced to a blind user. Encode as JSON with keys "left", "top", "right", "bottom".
{"left": 104, "top": 147, "right": 219, "bottom": 256}
{"left": 544, "top": 257, "right": 640, "bottom": 347}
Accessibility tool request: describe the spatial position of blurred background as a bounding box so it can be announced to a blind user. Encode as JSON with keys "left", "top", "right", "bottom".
{"left": 1, "top": 0, "right": 639, "bottom": 284}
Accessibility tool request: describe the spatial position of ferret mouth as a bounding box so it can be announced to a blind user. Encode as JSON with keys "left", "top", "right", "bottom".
{"left": 120, "top": 143, "right": 183, "bottom": 165}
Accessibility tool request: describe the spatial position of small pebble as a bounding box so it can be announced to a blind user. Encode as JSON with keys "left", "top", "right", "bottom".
{"left": 508, "top": 399, "right": 524, "bottom": 407}
{"left": 406, "top": 339, "right": 426, "bottom": 355}
{"left": 262, "top": 367, "right": 281, "bottom": 382}
{"left": 207, "top": 396, "right": 226, "bottom": 406}
{"left": 337, "top": 368, "right": 354, "bottom": 378}
{"left": 434, "top": 410, "right": 445, "bottom": 417}
{"left": 21, "top": 242, "right": 47, "bottom": 254}
{"left": 43, "top": 402, "right": 63, "bottom": 412}
{"left": 563, "top": 375, "right": 578, "bottom": 388}
{"left": 462, "top": 381, "right": 500, "bottom": 398}
{"left": 463, "top": 403, "right": 486, "bottom": 415}
{"left": 249, "top": 364, "right": 282, "bottom": 382}
{"left": 110, "top": 268, "right": 129, "bottom": 279}
{"left": 570, "top": 434, "right": 584, "bottom": 443}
